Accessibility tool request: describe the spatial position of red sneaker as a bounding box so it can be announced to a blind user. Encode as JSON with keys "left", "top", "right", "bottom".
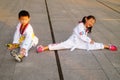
{"left": 37, "top": 45, "right": 44, "bottom": 53}
{"left": 109, "top": 45, "right": 117, "bottom": 51}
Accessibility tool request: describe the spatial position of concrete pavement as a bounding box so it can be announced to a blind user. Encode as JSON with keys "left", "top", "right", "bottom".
{"left": 0, "top": 0, "right": 120, "bottom": 80}
{"left": 97, "top": 0, "right": 120, "bottom": 14}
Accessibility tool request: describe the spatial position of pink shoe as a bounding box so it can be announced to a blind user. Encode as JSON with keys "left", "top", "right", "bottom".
{"left": 37, "top": 45, "right": 44, "bottom": 53}
{"left": 109, "top": 45, "right": 117, "bottom": 51}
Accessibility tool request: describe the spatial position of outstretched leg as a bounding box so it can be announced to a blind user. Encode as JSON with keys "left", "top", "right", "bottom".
{"left": 37, "top": 39, "right": 74, "bottom": 53}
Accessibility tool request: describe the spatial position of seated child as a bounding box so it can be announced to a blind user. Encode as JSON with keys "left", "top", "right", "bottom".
{"left": 8, "top": 10, "right": 38, "bottom": 62}
{"left": 37, "top": 15, "right": 117, "bottom": 53}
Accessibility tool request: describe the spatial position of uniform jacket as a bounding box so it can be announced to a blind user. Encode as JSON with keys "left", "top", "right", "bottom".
{"left": 13, "top": 23, "right": 38, "bottom": 49}
{"left": 73, "top": 22, "right": 91, "bottom": 43}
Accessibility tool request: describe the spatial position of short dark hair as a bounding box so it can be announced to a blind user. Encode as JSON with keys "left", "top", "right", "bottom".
{"left": 18, "top": 10, "right": 30, "bottom": 18}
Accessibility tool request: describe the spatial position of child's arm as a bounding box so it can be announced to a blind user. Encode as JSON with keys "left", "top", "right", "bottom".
{"left": 74, "top": 25, "right": 92, "bottom": 43}
{"left": 79, "top": 31, "right": 92, "bottom": 43}
{"left": 13, "top": 24, "right": 21, "bottom": 44}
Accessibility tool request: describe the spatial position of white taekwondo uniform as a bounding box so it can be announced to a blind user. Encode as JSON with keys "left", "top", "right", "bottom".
{"left": 13, "top": 23, "right": 38, "bottom": 56}
{"left": 48, "top": 22, "right": 104, "bottom": 51}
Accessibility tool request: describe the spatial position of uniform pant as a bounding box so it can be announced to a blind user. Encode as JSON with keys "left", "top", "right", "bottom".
{"left": 20, "top": 36, "right": 38, "bottom": 56}
{"left": 48, "top": 37, "right": 104, "bottom": 51}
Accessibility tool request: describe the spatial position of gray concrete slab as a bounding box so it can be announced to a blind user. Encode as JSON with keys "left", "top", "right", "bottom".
{"left": 0, "top": 0, "right": 120, "bottom": 80}
{"left": 97, "top": 0, "right": 120, "bottom": 13}
{"left": 47, "top": 0, "right": 120, "bottom": 80}
{"left": 0, "top": 0, "right": 59, "bottom": 80}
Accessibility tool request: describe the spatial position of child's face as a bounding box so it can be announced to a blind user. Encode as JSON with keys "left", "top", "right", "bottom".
{"left": 19, "top": 16, "right": 30, "bottom": 25}
{"left": 85, "top": 18, "right": 95, "bottom": 28}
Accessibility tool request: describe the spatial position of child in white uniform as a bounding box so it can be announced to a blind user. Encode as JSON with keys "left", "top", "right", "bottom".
{"left": 8, "top": 10, "right": 38, "bottom": 62}
{"left": 37, "top": 15, "right": 117, "bottom": 53}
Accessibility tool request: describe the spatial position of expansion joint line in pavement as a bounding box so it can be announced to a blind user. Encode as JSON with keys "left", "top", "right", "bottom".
{"left": 44, "top": 0, "right": 64, "bottom": 80}
{"left": 96, "top": 0, "right": 120, "bottom": 14}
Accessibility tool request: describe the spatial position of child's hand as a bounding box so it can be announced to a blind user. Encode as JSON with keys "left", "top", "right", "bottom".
{"left": 90, "top": 40, "right": 94, "bottom": 44}
{"left": 20, "top": 48, "right": 26, "bottom": 56}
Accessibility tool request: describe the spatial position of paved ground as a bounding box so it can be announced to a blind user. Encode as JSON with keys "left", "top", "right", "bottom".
{"left": 0, "top": 0, "right": 120, "bottom": 80}
{"left": 97, "top": 0, "right": 120, "bottom": 13}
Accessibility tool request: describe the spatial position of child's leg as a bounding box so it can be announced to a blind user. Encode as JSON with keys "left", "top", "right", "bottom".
{"left": 77, "top": 42, "right": 104, "bottom": 50}
{"left": 48, "top": 40, "right": 74, "bottom": 50}
{"left": 104, "top": 45, "right": 109, "bottom": 49}
{"left": 13, "top": 48, "right": 26, "bottom": 62}
{"left": 77, "top": 42, "right": 117, "bottom": 51}
{"left": 15, "top": 47, "right": 32, "bottom": 62}
{"left": 37, "top": 39, "right": 74, "bottom": 52}
{"left": 15, "top": 40, "right": 33, "bottom": 62}
{"left": 32, "top": 36, "right": 39, "bottom": 47}
{"left": 88, "top": 43, "right": 104, "bottom": 50}
{"left": 43, "top": 46, "right": 49, "bottom": 51}
{"left": 21, "top": 41, "right": 33, "bottom": 57}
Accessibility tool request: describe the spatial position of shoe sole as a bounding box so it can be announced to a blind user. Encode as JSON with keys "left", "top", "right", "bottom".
{"left": 15, "top": 56, "right": 22, "bottom": 62}
{"left": 10, "top": 50, "right": 18, "bottom": 57}
{"left": 10, "top": 50, "right": 22, "bottom": 62}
